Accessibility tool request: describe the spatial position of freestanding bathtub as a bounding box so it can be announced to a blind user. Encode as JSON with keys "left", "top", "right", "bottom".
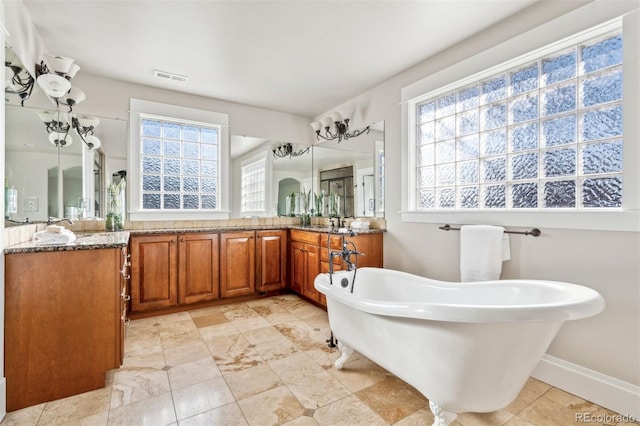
{"left": 314, "top": 267, "right": 605, "bottom": 426}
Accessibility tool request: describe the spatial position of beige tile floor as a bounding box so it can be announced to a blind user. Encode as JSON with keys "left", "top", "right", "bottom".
{"left": 2, "top": 294, "right": 636, "bottom": 426}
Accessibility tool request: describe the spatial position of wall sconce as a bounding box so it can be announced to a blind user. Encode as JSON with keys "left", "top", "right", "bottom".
{"left": 310, "top": 110, "right": 371, "bottom": 142}
{"left": 272, "top": 143, "right": 310, "bottom": 159}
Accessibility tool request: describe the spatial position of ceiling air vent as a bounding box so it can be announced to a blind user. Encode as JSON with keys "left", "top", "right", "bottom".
{"left": 153, "top": 70, "right": 189, "bottom": 83}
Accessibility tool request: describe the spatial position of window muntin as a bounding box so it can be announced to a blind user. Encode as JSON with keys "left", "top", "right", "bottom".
{"left": 140, "top": 117, "right": 219, "bottom": 211}
{"left": 415, "top": 32, "right": 623, "bottom": 211}
{"left": 241, "top": 159, "right": 266, "bottom": 212}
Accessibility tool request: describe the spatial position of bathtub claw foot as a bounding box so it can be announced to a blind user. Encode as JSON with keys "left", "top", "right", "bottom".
{"left": 429, "top": 401, "right": 457, "bottom": 426}
{"left": 334, "top": 341, "right": 354, "bottom": 369}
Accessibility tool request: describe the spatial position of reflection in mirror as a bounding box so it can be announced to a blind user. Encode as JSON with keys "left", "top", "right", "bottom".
{"left": 5, "top": 104, "right": 126, "bottom": 223}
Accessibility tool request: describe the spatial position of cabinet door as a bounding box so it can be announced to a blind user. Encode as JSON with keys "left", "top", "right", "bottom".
{"left": 119, "top": 246, "right": 130, "bottom": 366}
{"left": 303, "top": 244, "right": 320, "bottom": 301}
{"left": 179, "top": 233, "right": 220, "bottom": 304}
{"left": 220, "top": 231, "right": 256, "bottom": 297}
{"left": 290, "top": 241, "right": 306, "bottom": 294}
{"left": 256, "top": 230, "right": 287, "bottom": 292}
{"left": 290, "top": 241, "right": 320, "bottom": 302}
{"left": 130, "top": 234, "right": 178, "bottom": 312}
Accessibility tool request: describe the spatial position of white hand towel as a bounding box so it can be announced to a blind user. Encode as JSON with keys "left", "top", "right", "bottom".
{"left": 460, "top": 225, "right": 509, "bottom": 282}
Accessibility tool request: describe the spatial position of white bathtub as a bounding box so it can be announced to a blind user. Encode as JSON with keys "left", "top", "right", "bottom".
{"left": 314, "top": 267, "right": 605, "bottom": 426}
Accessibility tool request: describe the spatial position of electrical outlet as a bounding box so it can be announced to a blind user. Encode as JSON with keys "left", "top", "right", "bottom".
{"left": 23, "top": 197, "right": 39, "bottom": 212}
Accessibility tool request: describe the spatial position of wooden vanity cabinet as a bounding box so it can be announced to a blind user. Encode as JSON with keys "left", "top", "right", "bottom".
{"left": 5, "top": 248, "right": 123, "bottom": 411}
{"left": 256, "top": 229, "right": 287, "bottom": 292}
{"left": 290, "top": 240, "right": 321, "bottom": 302}
{"left": 220, "top": 231, "right": 256, "bottom": 298}
{"left": 119, "top": 246, "right": 131, "bottom": 365}
{"left": 130, "top": 233, "right": 178, "bottom": 312}
{"left": 178, "top": 233, "right": 220, "bottom": 304}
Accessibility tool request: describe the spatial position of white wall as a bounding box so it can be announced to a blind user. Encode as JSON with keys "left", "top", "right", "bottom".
{"left": 1, "top": 1, "right": 8, "bottom": 420}
{"left": 312, "top": 0, "right": 640, "bottom": 416}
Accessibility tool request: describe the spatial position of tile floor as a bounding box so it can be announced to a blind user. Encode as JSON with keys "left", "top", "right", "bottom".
{"left": 1, "top": 294, "right": 636, "bottom": 426}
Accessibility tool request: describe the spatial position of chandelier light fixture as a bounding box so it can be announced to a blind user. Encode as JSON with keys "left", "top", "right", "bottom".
{"left": 310, "top": 110, "right": 371, "bottom": 142}
{"left": 35, "top": 54, "right": 84, "bottom": 110}
{"left": 5, "top": 48, "right": 35, "bottom": 106}
{"left": 37, "top": 110, "right": 102, "bottom": 150}
{"left": 272, "top": 143, "right": 310, "bottom": 159}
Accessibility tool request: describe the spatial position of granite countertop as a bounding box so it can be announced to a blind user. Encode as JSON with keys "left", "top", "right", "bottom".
{"left": 130, "top": 225, "right": 385, "bottom": 235}
{"left": 4, "top": 231, "right": 130, "bottom": 254}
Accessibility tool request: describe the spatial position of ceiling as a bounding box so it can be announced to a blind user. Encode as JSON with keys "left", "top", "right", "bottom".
{"left": 21, "top": 0, "right": 538, "bottom": 118}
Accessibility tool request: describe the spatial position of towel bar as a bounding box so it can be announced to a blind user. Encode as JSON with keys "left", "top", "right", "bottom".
{"left": 439, "top": 224, "right": 541, "bottom": 237}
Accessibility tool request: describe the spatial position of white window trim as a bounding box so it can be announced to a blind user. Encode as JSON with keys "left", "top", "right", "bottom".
{"left": 240, "top": 154, "right": 268, "bottom": 216}
{"left": 128, "top": 98, "right": 230, "bottom": 221}
{"left": 400, "top": 3, "right": 640, "bottom": 232}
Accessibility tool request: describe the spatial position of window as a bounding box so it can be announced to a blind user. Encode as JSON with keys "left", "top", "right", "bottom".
{"left": 140, "top": 116, "right": 219, "bottom": 210}
{"left": 413, "top": 31, "right": 623, "bottom": 211}
{"left": 129, "top": 99, "right": 229, "bottom": 221}
{"left": 241, "top": 159, "right": 266, "bottom": 213}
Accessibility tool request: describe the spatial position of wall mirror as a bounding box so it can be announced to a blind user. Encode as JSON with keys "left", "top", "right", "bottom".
{"left": 5, "top": 104, "right": 127, "bottom": 224}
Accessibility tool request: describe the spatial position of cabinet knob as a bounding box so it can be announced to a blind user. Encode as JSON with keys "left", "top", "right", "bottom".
{"left": 181, "top": 238, "right": 185, "bottom": 242}
{"left": 171, "top": 239, "right": 176, "bottom": 244}
{"left": 122, "top": 294, "right": 131, "bottom": 301}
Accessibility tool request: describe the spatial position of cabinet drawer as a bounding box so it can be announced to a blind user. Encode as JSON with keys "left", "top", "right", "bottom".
{"left": 290, "top": 230, "right": 320, "bottom": 245}
{"left": 321, "top": 233, "right": 343, "bottom": 251}
{"left": 320, "top": 247, "right": 343, "bottom": 264}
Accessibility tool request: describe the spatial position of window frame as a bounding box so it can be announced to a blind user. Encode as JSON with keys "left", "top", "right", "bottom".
{"left": 240, "top": 156, "right": 267, "bottom": 215}
{"left": 401, "top": 10, "right": 639, "bottom": 232}
{"left": 129, "top": 99, "right": 230, "bottom": 221}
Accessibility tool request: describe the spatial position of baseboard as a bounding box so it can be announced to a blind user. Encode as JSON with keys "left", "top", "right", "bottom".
{"left": 0, "top": 376, "right": 6, "bottom": 421}
{"left": 532, "top": 354, "right": 640, "bottom": 419}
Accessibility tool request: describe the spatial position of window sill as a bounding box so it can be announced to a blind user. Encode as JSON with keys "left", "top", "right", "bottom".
{"left": 129, "top": 211, "right": 231, "bottom": 222}
{"left": 399, "top": 210, "right": 640, "bottom": 232}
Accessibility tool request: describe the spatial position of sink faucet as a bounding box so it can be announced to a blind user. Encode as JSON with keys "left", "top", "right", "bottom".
{"left": 46, "top": 217, "right": 74, "bottom": 226}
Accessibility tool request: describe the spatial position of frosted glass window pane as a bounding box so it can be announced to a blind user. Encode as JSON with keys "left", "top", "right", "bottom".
{"left": 511, "top": 153, "right": 538, "bottom": 180}
{"left": 458, "top": 161, "right": 479, "bottom": 185}
{"left": 201, "top": 128, "right": 218, "bottom": 144}
{"left": 581, "top": 105, "right": 622, "bottom": 141}
{"left": 164, "top": 141, "right": 181, "bottom": 157}
{"left": 183, "top": 195, "right": 199, "bottom": 209}
{"left": 511, "top": 182, "right": 538, "bottom": 208}
{"left": 511, "top": 123, "right": 538, "bottom": 152}
{"left": 202, "top": 178, "right": 216, "bottom": 193}
{"left": 509, "top": 94, "right": 539, "bottom": 124}
{"left": 459, "top": 187, "right": 478, "bottom": 208}
{"left": 457, "top": 111, "right": 479, "bottom": 136}
{"left": 164, "top": 122, "right": 180, "bottom": 139}
{"left": 510, "top": 64, "right": 538, "bottom": 95}
{"left": 418, "top": 144, "right": 435, "bottom": 166}
{"left": 142, "top": 119, "right": 161, "bottom": 137}
{"left": 202, "top": 144, "right": 217, "bottom": 160}
{"left": 183, "top": 177, "right": 199, "bottom": 193}
{"left": 457, "top": 136, "right": 479, "bottom": 161}
{"left": 142, "top": 138, "right": 161, "bottom": 155}
{"left": 142, "top": 157, "right": 161, "bottom": 173}
{"left": 482, "top": 157, "right": 506, "bottom": 182}
{"left": 142, "top": 175, "right": 161, "bottom": 191}
{"left": 435, "top": 141, "right": 456, "bottom": 164}
{"left": 143, "top": 194, "right": 160, "bottom": 209}
{"left": 201, "top": 195, "right": 217, "bottom": 209}
{"left": 163, "top": 176, "right": 180, "bottom": 192}
{"left": 436, "top": 93, "right": 455, "bottom": 118}
{"left": 418, "top": 167, "right": 435, "bottom": 187}
{"left": 480, "top": 103, "right": 506, "bottom": 131}
{"left": 544, "top": 148, "right": 576, "bottom": 177}
{"left": 183, "top": 160, "right": 200, "bottom": 176}
{"left": 581, "top": 34, "right": 622, "bottom": 74}
{"left": 419, "top": 123, "right": 435, "bottom": 145}
{"left": 163, "top": 194, "right": 180, "bottom": 209}
{"left": 481, "top": 75, "right": 506, "bottom": 104}
{"left": 582, "top": 70, "right": 622, "bottom": 107}
{"left": 542, "top": 115, "right": 576, "bottom": 147}
{"left": 483, "top": 185, "right": 506, "bottom": 208}
{"left": 419, "top": 189, "right": 435, "bottom": 208}
{"left": 582, "top": 140, "right": 622, "bottom": 174}
{"left": 583, "top": 177, "right": 622, "bottom": 207}
{"left": 544, "top": 180, "right": 576, "bottom": 208}
{"left": 183, "top": 126, "right": 199, "bottom": 142}
{"left": 437, "top": 188, "right": 455, "bottom": 208}
{"left": 436, "top": 116, "right": 455, "bottom": 141}
{"left": 184, "top": 142, "right": 200, "bottom": 159}
{"left": 542, "top": 51, "right": 576, "bottom": 86}
{"left": 436, "top": 164, "right": 455, "bottom": 186}
{"left": 201, "top": 161, "right": 216, "bottom": 176}
{"left": 457, "top": 85, "right": 479, "bottom": 111}
{"left": 418, "top": 102, "right": 435, "bottom": 123}
{"left": 480, "top": 130, "right": 506, "bottom": 156}
{"left": 541, "top": 84, "right": 576, "bottom": 116}
{"left": 163, "top": 159, "right": 180, "bottom": 175}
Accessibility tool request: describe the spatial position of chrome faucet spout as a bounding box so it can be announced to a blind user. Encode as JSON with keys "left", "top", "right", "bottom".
{"left": 46, "top": 217, "right": 74, "bottom": 226}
